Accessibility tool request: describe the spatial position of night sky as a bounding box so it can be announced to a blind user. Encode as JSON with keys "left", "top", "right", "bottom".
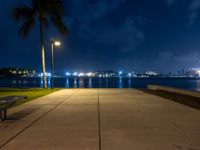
{"left": 1, "top": 0, "right": 200, "bottom": 74}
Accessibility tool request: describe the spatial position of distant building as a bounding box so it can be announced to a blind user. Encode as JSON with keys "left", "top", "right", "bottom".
{"left": 178, "top": 70, "right": 181, "bottom": 75}
{"left": 186, "top": 68, "right": 200, "bottom": 77}
{"left": 181, "top": 69, "right": 185, "bottom": 75}
{"left": 145, "top": 71, "right": 158, "bottom": 76}
{"left": 0, "top": 67, "right": 37, "bottom": 77}
{"left": 95, "top": 70, "right": 117, "bottom": 77}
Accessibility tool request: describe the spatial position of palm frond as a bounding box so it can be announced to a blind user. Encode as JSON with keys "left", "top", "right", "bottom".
{"left": 31, "top": 0, "right": 39, "bottom": 10}
{"left": 32, "top": 0, "right": 64, "bottom": 17}
{"left": 51, "top": 17, "right": 68, "bottom": 35}
{"left": 12, "top": 5, "right": 35, "bottom": 21}
{"left": 19, "top": 18, "right": 35, "bottom": 37}
{"left": 13, "top": 0, "right": 68, "bottom": 37}
{"left": 44, "top": 0, "right": 64, "bottom": 18}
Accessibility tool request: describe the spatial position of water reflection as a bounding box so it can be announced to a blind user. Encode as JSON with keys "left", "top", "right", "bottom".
{"left": 7, "top": 77, "right": 132, "bottom": 89}
{"left": 18, "top": 80, "right": 22, "bottom": 84}
{"left": 88, "top": 78, "right": 92, "bottom": 88}
{"left": 99, "top": 78, "right": 102, "bottom": 88}
{"left": 40, "top": 78, "right": 43, "bottom": 87}
{"left": 22, "top": 79, "right": 28, "bottom": 84}
{"left": 195, "top": 80, "right": 200, "bottom": 91}
{"left": 47, "top": 78, "right": 51, "bottom": 87}
{"left": 65, "top": 78, "right": 69, "bottom": 88}
{"left": 3, "top": 77, "right": 200, "bottom": 91}
{"left": 119, "top": 77, "right": 123, "bottom": 88}
{"left": 79, "top": 78, "right": 84, "bottom": 88}
{"left": 33, "top": 79, "right": 36, "bottom": 84}
{"left": 105, "top": 78, "right": 108, "bottom": 88}
{"left": 128, "top": 78, "right": 132, "bottom": 88}
{"left": 73, "top": 78, "right": 78, "bottom": 88}
{"left": 12, "top": 80, "right": 17, "bottom": 84}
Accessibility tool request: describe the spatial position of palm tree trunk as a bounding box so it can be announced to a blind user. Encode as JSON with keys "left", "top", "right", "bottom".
{"left": 39, "top": 20, "right": 47, "bottom": 88}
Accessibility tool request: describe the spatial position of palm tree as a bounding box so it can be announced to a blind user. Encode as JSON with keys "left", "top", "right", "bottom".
{"left": 12, "top": 0, "right": 68, "bottom": 88}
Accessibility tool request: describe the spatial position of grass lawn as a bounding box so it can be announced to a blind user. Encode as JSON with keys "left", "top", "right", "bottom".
{"left": 0, "top": 88, "right": 60, "bottom": 107}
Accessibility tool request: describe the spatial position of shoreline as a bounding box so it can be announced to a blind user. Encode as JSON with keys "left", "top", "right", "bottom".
{"left": 1, "top": 76, "right": 200, "bottom": 79}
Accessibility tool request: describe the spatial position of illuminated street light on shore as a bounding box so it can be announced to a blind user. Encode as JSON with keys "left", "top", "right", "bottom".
{"left": 39, "top": 72, "right": 51, "bottom": 77}
{"left": 86, "top": 72, "right": 93, "bottom": 77}
{"left": 54, "top": 41, "right": 61, "bottom": 46}
{"left": 79, "top": 73, "right": 84, "bottom": 77}
{"left": 128, "top": 73, "right": 131, "bottom": 77}
{"left": 196, "top": 70, "right": 200, "bottom": 76}
{"left": 47, "top": 73, "right": 51, "bottom": 77}
{"left": 119, "top": 71, "right": 122, "bottom": 76}
{"left": 73, "top": 72, "right": 77, "bottom": 76}
{"left": 50, "top": 40, "right": 61, "bottom": 88}
{"left": 66, "top": 72, "right": 71, "bottom": 76}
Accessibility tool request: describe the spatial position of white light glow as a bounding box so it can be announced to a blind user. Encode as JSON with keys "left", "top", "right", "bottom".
{"left": 86, "top": 72, "right": 93, "bottom": 77}
{"left": 79, "top": 73, "right": 84, "bottom": 76}
{"left": 66, "top": 72, "right": 71, "bottom": 76}
{"left": 47, "top": 73, "right": 51, "bottom": 77}
{"left": 39, "top": 72, "right": 51, "bottom": 77}
{"left": 197, "top": 70, "right": 200, "bottom": 75}
{"left": 54, "top": 41, "right": 61, "bottom": 46}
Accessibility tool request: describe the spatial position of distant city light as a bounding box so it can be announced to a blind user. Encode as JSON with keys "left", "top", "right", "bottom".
{"left": 196, "top": 70, "right": 200, "bottom": 76}
{"left": 145, "top": 71, "right": 158, "bottom": 76}
{"left": 86, "top": 72, "right": 93, "bottom": 77}
{"left": 79, "top": 73, "right": 84, "bottom": 76}
{"left": 73, "top": 72, "right": 77, "bottom": 76}
{"left": 37, "top": 69, "right": 200, "bottom": 78}
{"left": 66, "top": 72, "right": 71, "bottom": 76}
{"left": 39, "top": 72, "right": 51, "bottom": 77}
{"left": 47, "top": 73, "right": 51, "bottom": 77}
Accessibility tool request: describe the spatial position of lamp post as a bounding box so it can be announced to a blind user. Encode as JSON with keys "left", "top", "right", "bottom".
{"left": 51, "top": 40, "right": 61, "bottom": 89}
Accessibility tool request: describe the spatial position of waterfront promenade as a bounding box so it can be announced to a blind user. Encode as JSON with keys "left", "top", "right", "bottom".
{"left": 0, "top": 89, "right": 199, "bottom": 150}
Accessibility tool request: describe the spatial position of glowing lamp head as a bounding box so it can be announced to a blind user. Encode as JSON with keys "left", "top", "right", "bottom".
{"left": 54, "top": 41, "right": 61, "bottom": 46}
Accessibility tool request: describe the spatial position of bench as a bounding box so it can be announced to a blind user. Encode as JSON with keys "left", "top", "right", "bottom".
{"left": 0, "top": 96, "right": 27, "bottom": 121}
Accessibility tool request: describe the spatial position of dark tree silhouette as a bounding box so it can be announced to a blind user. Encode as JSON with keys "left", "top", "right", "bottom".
{"left": 12, "top": 0, "right": 68, "bottom": 88}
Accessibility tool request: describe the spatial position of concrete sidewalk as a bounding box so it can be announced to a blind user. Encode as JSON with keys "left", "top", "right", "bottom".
{"left": 0, "top": 89, "right": 200, "bottom": 150}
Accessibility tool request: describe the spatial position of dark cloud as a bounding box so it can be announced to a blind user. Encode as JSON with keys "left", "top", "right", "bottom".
{"left": 150, "top": 51, "right": 200, "bottom": 72}
{"left": 76, "top": 16, "right": 144, "bottom": 53}
{"left": 189, "top": 0, "right": 200, "bottom": 25}
{"left": 68, "top": 0, "right": 126, "bottom": 22}
{"left": 164, "top": 0, "right": 177, "bottom": 5}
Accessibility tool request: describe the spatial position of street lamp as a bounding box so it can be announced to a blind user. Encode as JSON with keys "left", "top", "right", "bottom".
{"left": 54, "top": 41, "right": 61, "bottom": 46}
{"left": 51, "top": 40, "right": 61, "bottom": 88}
